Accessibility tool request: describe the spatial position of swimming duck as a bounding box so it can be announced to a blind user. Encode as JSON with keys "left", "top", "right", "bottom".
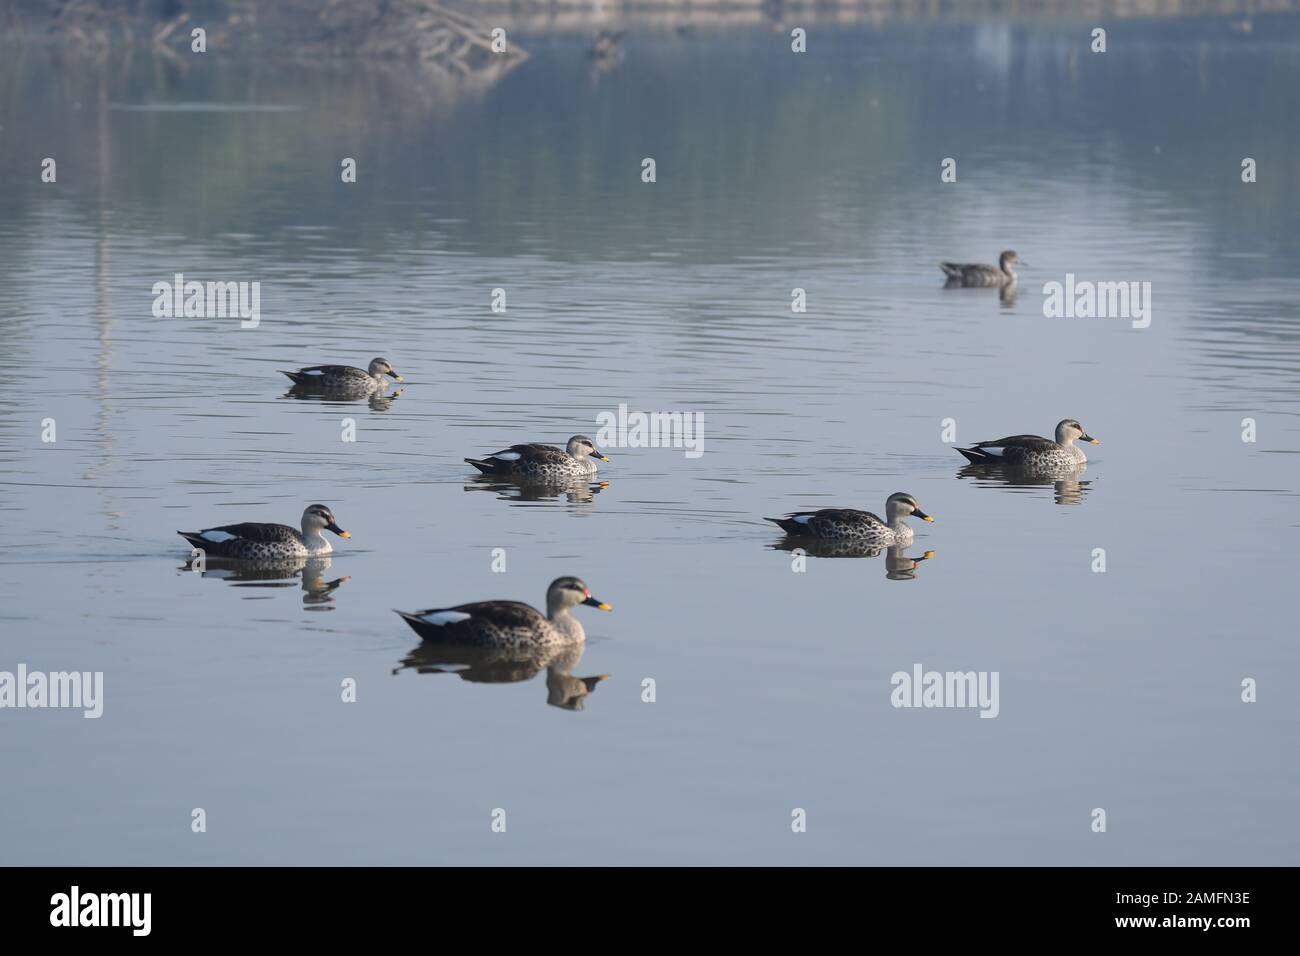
{"left": 396, "top": 576, "right": 612, "bottom": 649}
{"left": 588, "top": 30, "right": 626, "bottom": 60}
{"left": 466, "top": 435, "right": 609, "bottom": 480}
{"left": 956, "top": 419, "right": 1098, "bottom": 469}
{"left": 178, "top": 504, "right": 349, "bottom": 559}
{"left": 280, "top": 357, "right": 403, "bottom": 392}
{"left": 766, "top": 492, "right": 934, "bottom": 546}
{"left": 940, "top": 250, "right": 1023, "bottom": 287}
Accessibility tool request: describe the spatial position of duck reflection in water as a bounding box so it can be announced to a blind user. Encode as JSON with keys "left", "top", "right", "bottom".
{"left": 956, "top": 463, "right": 1091, "bottom": 506}
{"left": 180, "top": 555, "right": 350, "bottom": 608}
{"left": 464, "top": 473, "right": 608, "bottom": 504}
{"left": 282, "top": 385, "right": 402, "bottom": 412}
{"left": 393, "top": 643, "right": 609, "bottom": 711}
{"left": 769, "top": 538, "right": 937, "bottom": 580}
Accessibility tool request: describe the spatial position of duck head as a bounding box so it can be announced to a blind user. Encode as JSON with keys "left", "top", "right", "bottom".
{"left": 1055, "top": 419, "right": 1099, "bottom": 446}
{"left": 368, "top": 357, "right": 404, "bottom": 383}
{"left": 998, "top": 250, "right": 1024, "bottom": 275}
{"left": 546, "top": 576, "right": 612, "bottom": 616}
{"left": 302, "top": 504, "right": 349, "bottom": 538}
{"left": 885, "top": 492, "right": 934, "bottom": 525}
{"left": 567, "top": 435, "right": 609, "bottom": 462}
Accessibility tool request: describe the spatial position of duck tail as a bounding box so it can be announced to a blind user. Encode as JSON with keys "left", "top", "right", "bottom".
{"left": 465, "top": 457, "right": 497, "bottom": 474}
{"left": 765, "top": 516, "right": 801, "bottom": 535}
{"left": 956, "top": 446, "right": 994, "bottom": 464}
{"left": 394, "top": 609, "right": 423, "bottom": 635}
{"left": 939, "top": 262, "right": 963, "bottom": 279}
{"left": 280, "top": 369, "right": 308, "bottom": 385}
{"left": 177, "top": 531, "right": 204, "bottom": 548}
{"left": 395, "top": 609, "right": 446, "bottom": 642}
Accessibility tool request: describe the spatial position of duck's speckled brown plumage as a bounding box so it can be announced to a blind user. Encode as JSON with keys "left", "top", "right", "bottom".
{"left": 396, "top": 576, "right": 612, "bottom": 650}
{"left": 768, "top": 508, "right": 905, "bottom": 545}
{"left": 399, "top": 601, "right": 574, "bottom": 649}
{"left": 955, "top": 419, "right": 1098, "bottom": 471}
{"left": 766, "top": 493, "right": 933, "bottom": 547}
{"left": 940, "top": 250, "right": 1021, "bottom": 287}
{"left": 280, "top": 357, "right": 402, "bottom": 394}
{"left": 466, "top": 436, "right": 608, "bottom": 482}
{"left": 178, "top": 504, "right": 349, "bottom": 560}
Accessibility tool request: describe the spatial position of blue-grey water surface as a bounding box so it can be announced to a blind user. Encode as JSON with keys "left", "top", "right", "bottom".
{"left": 1, "top": 15, "right": 1298, "bottom": 864}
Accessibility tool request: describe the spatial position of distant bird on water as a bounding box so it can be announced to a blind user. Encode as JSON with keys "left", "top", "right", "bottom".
{"left": 280, "top": 357, "right": 403, "bottom": 394}
{"left": 588, "top": 30, "right": 626, "bottom": 61}
{"left": 940, "top": 250, "right": 1024, "bottom": 287}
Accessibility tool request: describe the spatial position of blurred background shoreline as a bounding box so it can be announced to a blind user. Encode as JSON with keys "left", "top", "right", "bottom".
{"left": 4, "top": 0, "right": 1299, "bottom": 53}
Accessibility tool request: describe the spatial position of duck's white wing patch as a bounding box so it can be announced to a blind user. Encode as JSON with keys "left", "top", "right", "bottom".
{"left": 418, "top": 610, "right": 473, "bottom": 626}
{"left": 200, "top": 530, "right": 237, "bottom": 543}
{"left": 491, "top": 451, "right": 521, "bottom": 461}
{"left": 791, "top": 514, "right": 814, "bottom": 524}
{"left": 977, "top": 445, "right": 1006, "bottom": 457}
{"left": 304, "top": 369, "right": 325, "bottom": 376}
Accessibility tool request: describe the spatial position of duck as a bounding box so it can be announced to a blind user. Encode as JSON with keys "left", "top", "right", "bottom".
{"left": 279, "top": 357, "right": 403, "bottom": 392}
{"left": 588, "top": 30, "right": 626, "bottom": 60}
{"left": 955, "top": 419, "right": 1098, "bottom": 469}
{"left": 466, "top": 435, "right": 609, "bottom": 481}
{"left": 178, "top": 504, "right": 349, "bottom": 560}
{"left": 395, "top": 576, "right": 612, "bottom": 649}
{"left": 939, "top": 250, "right": 1023, "bottom": 287}
{"left": 766, "top": 492, "right": 934, "bottom": 546}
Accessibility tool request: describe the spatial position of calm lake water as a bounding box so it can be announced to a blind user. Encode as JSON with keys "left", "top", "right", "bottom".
{"left": 2, "top": 14, "right": 1299, "bottom": 865}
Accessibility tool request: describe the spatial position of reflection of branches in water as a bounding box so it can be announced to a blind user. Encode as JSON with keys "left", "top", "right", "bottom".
{"left": 411, "top": 0, "right": 1291, "bottom": 34}
{"left": 311, "top": 53, "right": 521, "bottom": 118}
{"left": 318, "top": 0, "right": 526, "bottom": 68}
{"left": 17, "top": 0, "right": 1300, "bottom": 52}
{"left": 15, "top": 0, "right": 529, "bottom": 95}
{"left": 18, "top": 1, "right": 232, "bottom": 61}
{"left": 394, "top": 642, "right": 608, "bottom": 711}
